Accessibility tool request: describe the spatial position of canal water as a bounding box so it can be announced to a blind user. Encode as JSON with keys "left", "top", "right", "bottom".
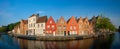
{"left": 0, "top": 32, "right": 120, "bottom": 49}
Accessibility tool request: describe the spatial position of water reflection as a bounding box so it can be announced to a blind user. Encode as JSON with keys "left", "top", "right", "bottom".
{"left": 1, "top": 32, "right": 120, "bottom": 49}
{"left": 0, "top": 35, "right": 20, "bottom": 49}
{"left": 15, "top": 38, "right": 94, "bottom": 49}
{"left": 91, "top": 34, "right": 114, "bottom": 49}
{"left": 110, "top": 32, "right": 120, "bottom": 49}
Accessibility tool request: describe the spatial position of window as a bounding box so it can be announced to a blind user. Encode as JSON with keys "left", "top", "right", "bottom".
{"left": 34, "top": 23, "right": 35, "bottom": 27}
{"left": 38, "top": 24, "right": 39, "bottom": 27}
{"left": 43, "top": 29, "right": 45, "bottom": 33}
{"left": 33, "top": 18, "right": 35, "bottom": 21}
{"left": 52, "top": 25, "right": 54, "bottom": 29}
{"left": 50, "top": 21, "right": 52, "bottom": 24}
{"left": 74, "top": 26, "right": 76, "bottom": 30}
{"left": 63, "top": 26, "right": 66, "bottom": 30}
{"left": 58, "top": 26, "right": 61, "bottom": 29}
{"left": 41, "top": 24, "right": 43, "bottom": 27}
{"left": 47, "top": 25, "right": 50, "bottom": 29}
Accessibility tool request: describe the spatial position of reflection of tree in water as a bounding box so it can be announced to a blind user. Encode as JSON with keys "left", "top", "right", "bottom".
{"left": 90, "top": 34, "right": 115, "bottom": 49}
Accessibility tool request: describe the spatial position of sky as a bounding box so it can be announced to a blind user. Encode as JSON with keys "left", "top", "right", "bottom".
{"left": 0, "top": 0, "right": 120, "bottom": 28}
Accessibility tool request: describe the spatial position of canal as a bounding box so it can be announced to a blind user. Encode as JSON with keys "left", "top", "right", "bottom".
{"left": 0, "top": 32, "right": 120, "bottom": 49}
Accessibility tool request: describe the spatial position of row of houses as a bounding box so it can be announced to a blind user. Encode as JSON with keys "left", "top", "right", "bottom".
{"left": 13, "top": 14, "right": 95, "bottom": 36}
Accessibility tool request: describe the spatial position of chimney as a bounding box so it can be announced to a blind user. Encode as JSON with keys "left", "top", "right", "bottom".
{"left": 36, "top": 13, "right": 39, "bottom": 17}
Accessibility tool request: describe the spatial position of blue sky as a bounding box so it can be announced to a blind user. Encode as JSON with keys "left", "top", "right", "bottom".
{"left": 0, "top": 0, "right": 120, "bottom": 27}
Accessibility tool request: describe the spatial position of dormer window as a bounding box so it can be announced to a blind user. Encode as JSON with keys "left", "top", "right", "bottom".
{"left": 50, "top": 21, "right": 52, "bottom": 24}
{"left": 72, "top": 21, "right": 74, "bottom": 24}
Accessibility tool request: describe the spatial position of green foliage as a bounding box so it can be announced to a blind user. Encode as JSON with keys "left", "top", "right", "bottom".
{"left": 0, "top": 26, "right": 7, "bottom": 32}
{"left": 7, "top": 21, "right": 20, "bottom": 31}
{"left": 0, "top": 21, "right": 20, "bottom": 32}
{"left": 95, "top": 15, "right": 116, "bottom": 31}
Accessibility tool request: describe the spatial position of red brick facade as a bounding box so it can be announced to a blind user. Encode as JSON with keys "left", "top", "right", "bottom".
{"left": 20, "top": 20, "right": 28, "bottom": 35}
{"left": 67, "top": 16, "right": 78, "bottom": 35}
{"left": 45, "top": 16, "right": 56, "bottom": 36}
{"left": 56, "top": 16, "right": 67, "bottom": 36}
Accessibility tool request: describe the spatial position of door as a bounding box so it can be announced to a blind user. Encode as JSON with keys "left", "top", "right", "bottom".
{"left": 64, "top": 31, "right": 66, "bottom": 36}
{"left": 68, "top": 31, "right": 70, "bottom": 35}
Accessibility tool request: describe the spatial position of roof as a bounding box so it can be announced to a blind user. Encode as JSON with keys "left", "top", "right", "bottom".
{"left": 67, "top": 17, "right": 71, "bottom": 23}
{"left": 29, "top": 14, "right": 36, "bottom": 18}
{"left": 57, "top": 16, "right": 66, "bottom": 24}
{"left": 36, "top": 16, "right": 47, "bottom": 23}
{"left": 67, "top": 16, "right": 77, "bottom": 23}
{"left": 21, "top": 20, "right": 28, "bottom": 24}
{"left": 29, "top": 14, "right": 39, "bottom": 18}
{"left": 77, "top": 17, "right": 82, "bottom": 22}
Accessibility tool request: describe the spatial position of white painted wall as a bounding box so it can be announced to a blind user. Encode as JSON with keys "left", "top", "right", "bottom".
{"left": 28, "top": 15, "right": 38, "bottom": 35}
{"left": 35, "top": 23, "right": 46, "bottom": 36}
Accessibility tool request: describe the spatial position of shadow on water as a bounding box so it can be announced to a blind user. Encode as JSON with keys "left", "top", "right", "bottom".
{"left": 110, "top": 32, "right": 120, "bottom": 49}
{"left": 90, "top": 33, "right": 115, "bottom": 49}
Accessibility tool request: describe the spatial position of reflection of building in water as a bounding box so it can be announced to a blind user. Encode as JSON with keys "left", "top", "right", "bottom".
{"left": 67, "top": 38, "right": 94, "bottom": 49}
{"left": 15, "top": 38, "right": 94, "bottom": 49}
{"left": 27, "top": 40, "right": 46, "bottom": 49}
{"left": 19, "top": 39, "right": 28, "bottom": 49}
{"left": 15, "top": 39, "right": 28, "bottom": 49}
{"left": 44, "top": 42, "right": 58, "bottom": 49}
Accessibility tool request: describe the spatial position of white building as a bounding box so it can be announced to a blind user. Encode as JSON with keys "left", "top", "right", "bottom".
{"left": 28, "top": 14, "right": 47, "bottom": 36}
{"left": 35, "top": 16, "right": 47, "bottom": 36}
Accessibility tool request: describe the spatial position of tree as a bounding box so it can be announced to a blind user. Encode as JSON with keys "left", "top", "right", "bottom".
{"left": 7, "top": 21, "right": 20, "bottom": 31}
{"left": 0, "top": 26, "right": 7, "bottom": 32}
{"left": 0, "top": 21, "right": 20, "bottom": 32}
{"left": 95, "top": 15, "right": 116, "bottom": 32}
